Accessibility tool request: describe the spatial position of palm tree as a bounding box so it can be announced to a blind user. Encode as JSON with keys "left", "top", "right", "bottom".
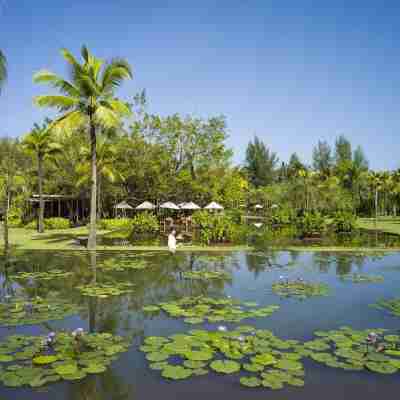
{"left": 23, "top": 123, "right": 61, "bottom": 233}
{"left": 77, "top": 136, "right": 121, "bottom": 219}
{"left": 0, "top": 50, "right": 6, "bottom": 91}
{"left": 33, "top": 46, "right": 132, "bottom": 249}
{"left": 367, "top": 172, "right": 383, "bottom": 225}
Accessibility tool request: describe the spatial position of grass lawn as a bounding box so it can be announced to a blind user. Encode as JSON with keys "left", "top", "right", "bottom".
{"left": 0, "top": 227, "right": 251, "bottom": 252}
{"left": 2, "top": 222, "right": 400, "bottom": 252}
{"left": 357, "top": 217, "right": 400, "bottom": 235}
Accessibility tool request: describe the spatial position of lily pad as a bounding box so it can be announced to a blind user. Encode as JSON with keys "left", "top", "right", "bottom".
{"left": 210, "top": 360, "right": 240, "bottom": 374}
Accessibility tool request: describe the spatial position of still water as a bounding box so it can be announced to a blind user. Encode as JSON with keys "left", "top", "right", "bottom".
{"left": 0, "top": 249, "right": 399, "bottom": 399}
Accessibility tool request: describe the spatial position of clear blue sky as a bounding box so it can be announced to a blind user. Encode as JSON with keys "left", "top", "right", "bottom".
{"left": 1, "top": 0, "right": 399, "bottom": 169}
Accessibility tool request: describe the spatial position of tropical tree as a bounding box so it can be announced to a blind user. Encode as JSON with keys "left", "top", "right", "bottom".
{"left": 77, "top": 136, "right": 121, "bottom": 219}
{"left": 0, "top": 50, "right": 6, "bottom": 91}
{"left": 33, "top": 46, "right": 132, "bottom": 249}
{"left": 23, "top": 122, "right": 61, "bottom": 233}
{"left": 367, "top": 171, "right": 384, "bottom": 224}
{"left": 245, "top": 136, "right": 278, "bottom": 187}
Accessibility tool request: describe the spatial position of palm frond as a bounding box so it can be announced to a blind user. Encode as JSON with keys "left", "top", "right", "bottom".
{"left": 94, "top": 105, "right": 120, "bottom": 129}
{"left": 33, "top": 70, "right": 80, "bottom": 97}
{"left": 101, "top": 58, "right": 132, "bottom": 92}
{"left": 50, "top": 110, "right": 88, "bottom": 136}
{"left": 101, "top": 98, "right": 131, "bottom": 117}
{"left": 0, "top": 50, "right": 7, "bottom": 91}
{"left": 34, "top": 95, "right": 79, "bottom": 111}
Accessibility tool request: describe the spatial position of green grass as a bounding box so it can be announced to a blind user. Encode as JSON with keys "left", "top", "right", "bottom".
{"left": 357, "top": 217, "right": 400, "bottom": 235}
{"left": 0, "top": 227, "right": 251, "bottom": 252}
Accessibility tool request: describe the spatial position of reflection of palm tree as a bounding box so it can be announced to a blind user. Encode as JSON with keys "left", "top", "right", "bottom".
{"left": 88, "top": 251, "right": 97, "bottom": 333}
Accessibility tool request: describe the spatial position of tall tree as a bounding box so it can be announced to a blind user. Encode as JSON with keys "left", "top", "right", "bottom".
{"left": 23, "top": 122, "right": 61, "bottom": 233}
{"left": 245, "top": 136, "right": 278, "bottom": 187}
{"left": 312, "top": 140, "right": 332, "bottom": 176}
{"left": 334, "top": 135, "right": 352, "bottom": 166}
{"left": 0, "top": 50, "right": 6, "bottom": 91}
{"left": 33, "top": 46, "right": 132, "bottom": 249}
{"left": 287, "top": 152, "right": 304, "bottom": 178}
{"left": 353, "top": 145, "right": 369, "bottom": 170}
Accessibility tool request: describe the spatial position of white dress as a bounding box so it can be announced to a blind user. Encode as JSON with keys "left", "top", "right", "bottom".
{"left": 168, "top": 234, "right": 177, "bottom": 253}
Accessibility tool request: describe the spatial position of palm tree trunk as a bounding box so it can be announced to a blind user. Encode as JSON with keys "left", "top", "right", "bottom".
{"left": 375, "top": 188, "right": 378, "bottom": 226}
{"left": 97, "top": 175, "right": 102, "bottom": 220}
{"left": 87, "top": 121, "right": 97, "bottom": 250}
{"left": 38, "top": 154, "right": 44, "bottom": 233}
{"left": 3, "top": 189, "right": 9, "bottom": 252}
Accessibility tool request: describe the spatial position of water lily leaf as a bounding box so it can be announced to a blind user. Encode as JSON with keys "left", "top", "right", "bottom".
{"left": 146, "top": 352, "right": 170, "bottom": 362}
{"left": 251, "top": 353, "right": 276, "bottom": 366}
{"left": 240, "top": 376, "right": 261, "bottom": 387}
{"left": 366, "top": 362, "right": 398, "bottom": 374}
{"left": 33, "top": 355, "right": 58, "bottom": 365}
{"left": 83, "top": 363, "right": 107, "bottom": 374}
{"left": 183, "top": 360, "right": 207, "bottom": 369}
{"left": 150, "top": 361, "right": 169, "bottom": 370}
{"left": 161, "top": 365, "right": 192, "bottom": 380}
{"left": 275, "top": 359, "right": 303, "bottom": 371}
{"left": 210, "top": 360, "right": 240, "bottom": 374}
{"left": 0, "top": 355, "right": 14, "bottom": 363}
{"left": 243, "top": 362, "right": 264, "bottom": 372}
{"left": 192, "top": 368, "right": 208, "bottom": 376}
{"left": 142, "top": 305, "right": 161, "bottom": 313}
{"left": 184, "top": 351, "right": 214, "bottom": 361}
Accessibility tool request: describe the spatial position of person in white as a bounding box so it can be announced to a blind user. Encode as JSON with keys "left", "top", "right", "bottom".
{"left": 168, "top": 229, "right": 177, "bottom": 253}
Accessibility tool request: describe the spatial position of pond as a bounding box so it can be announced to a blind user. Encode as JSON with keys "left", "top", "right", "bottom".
{"left": 0, "top": 248, "right": 399, "bottom": 399}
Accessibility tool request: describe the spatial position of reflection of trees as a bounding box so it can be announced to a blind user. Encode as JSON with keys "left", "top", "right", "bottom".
{"left": 67, "top": 369, "right": 133, "bottom": 400}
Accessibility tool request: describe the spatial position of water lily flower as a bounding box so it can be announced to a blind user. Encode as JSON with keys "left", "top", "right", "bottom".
{"left": 72, "top": 328, "right": 84, "bottom": 338}
{"left": 218, "top": 326, "right": 227, "bottom": 332}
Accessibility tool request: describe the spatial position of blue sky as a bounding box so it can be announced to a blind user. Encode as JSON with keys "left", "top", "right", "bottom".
{"left": 1, "top": 0, "right": 399, "bottom": 169}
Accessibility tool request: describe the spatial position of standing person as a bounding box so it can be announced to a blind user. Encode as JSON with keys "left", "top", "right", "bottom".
{"left": 168, "top": 229, "right": 177, "bottom": 254}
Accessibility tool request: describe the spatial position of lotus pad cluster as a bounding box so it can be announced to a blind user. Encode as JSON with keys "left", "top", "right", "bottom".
{"left": 11, "top": 269, "right": 72, "bottom": 281}
{"left": 371, "top": 298, "right": 400, "bottom": 317}
{"left": 272, "top": 280, "right": 329, "bottom": 299}
{"left": 142, "top": 296, "right": 279, "bottom": 324}
{"left": 0, "top": 332, "right": 130, "bottom": 387}
{"left": 99, "top": 258, "right": 148, "bottom": 272}
{"left": 77, "top": 282, "right": 134, "bottom": 298}
{"left": 343, "top": 274, "right": 384, "bottom": 283}
{"left": 304, "top": 327, "right": 400, "bottom": 373}
{"left": 0, "top": 298, "right": 80, "bottom": 327}
{"left": 140, "top": 327, "right": 305, "bottom": 389}
{"left": 182, "top": 270, "right": 231, "bottom": 280}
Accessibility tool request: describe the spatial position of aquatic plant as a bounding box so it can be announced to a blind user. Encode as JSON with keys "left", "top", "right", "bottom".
{"left": 0, "top": 298, "right": 81, "bottom": 327}
{"left": 11, "top": 269, "right": 73, "bottom": 281}
{"left": 370, "top": 298, "right": 400, "bottom": 317}
{"left": 272, "top": 279, "right": 329, "bottom": 299}
{"left": 139, "top": 327, "right": 305, "bottom": 390}
{"left": 98, "top": 258, "right": 149, "bottom": 272}
{"left": 342, "top": 274, "right": 384, "bottom": 283}
{"left": 182, "top": 270, "right": 231, "bottom": 280}
{"left": 0, "top": 332, "right": 131, "bottom": 387}
{"left": 141, "top": 296, "right": 279, "bottom": 324}
{"left": 304, "top": 327, "right": 400, "bottom": 374}
{"left": 77, "top": 282, "right": 134, "bottom": 298}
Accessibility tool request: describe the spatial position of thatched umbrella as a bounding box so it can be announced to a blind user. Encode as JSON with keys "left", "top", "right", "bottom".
{"left": 114, "top": 201, "right": 133, "bottom": 217}
{"left": 204, "top": 201, "right": 224, "bottom": 210}
{"left": 136, "top": 201, "right": 156, "bottom": 210}
{"left": 180, "top": 201, "right": 201, "bottom": 210}
{"left": 160, "top": 201, "right": 180, "bottom": 210}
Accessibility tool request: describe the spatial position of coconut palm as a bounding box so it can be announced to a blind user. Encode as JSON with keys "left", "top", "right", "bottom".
{"left": 23, "top": 123, "right": 61, "bottom": 233}
{"left": 77, "top": 136, "right": 121, "bottom": 219}
{"left": 367, "top": 172, "right": 384, "bottom": 224}
{"left": 0, "top": 50, "right": 6, "bottom": 91}
{"left": 33, "top": 46, "right": 132, "bottom": 249}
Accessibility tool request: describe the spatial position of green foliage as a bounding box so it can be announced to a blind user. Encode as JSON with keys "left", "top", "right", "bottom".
{"left": 371, "top": 298, "right": 400, "bottom": 317}
{"left": 98, "top": 218, "right": 132, "bottom": 230}
{"left": 192, "top": 211, "right": 236, "bottom": 244}
{"left": 7, "top": 206, "right": 23, "bottom": 227}
{"left": 331, "top": 210, "right": 357, "bottom": 233}
{"left": 25, "top": 217, "right": 70, "bottom": 230}
{"left": 144, "top": 296, "right": 279, "bottom": 324}
{"left": 270, "top": 207, "right": 295, "bottom": 225}
{"left": 272, "top": 280, "right": 330, "bottom": 299}
{"left": 295, "top": 211, "right": 326, "bottom": 237}
{"left": 132, "top": 212, "right": 159, "bottom": 234}
{"left": 0, "top": 332, "right": 131, "bottom": 387}
{"left": 77, "top": 282, "right": 134, "bottom": 298}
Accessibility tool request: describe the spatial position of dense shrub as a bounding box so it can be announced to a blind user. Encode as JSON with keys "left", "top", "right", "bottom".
{"left": 331, "top": 210, "right": 357, "bottom": 233}
{"left": 192, "top": 211, "right": 236, "bottom": 244}
{"left": 7, "top": 207, "right": 23, "bottom": 227}
{"left": 25, "top": 217, "right": 70, "bottom": 230}
{"left": 98, "top": 218, "right": 132, "bottom": 230}
{"left": 295, "top": 211, "right": 326, "bottom": 237}
{"left": 132, "top": 212, "right": 159, "bottom": 234}
{"left": 270, "top": 207, "right": 295, "bottom": 225}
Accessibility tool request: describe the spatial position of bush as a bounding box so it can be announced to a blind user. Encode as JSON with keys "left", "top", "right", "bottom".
{"left": 192, "top": 211, "right": 236, "bottom": 244}
{"left": 7, "top": 207, "right": 23, "bottom": 227}
{"left": 270, "top": 207, "right": 295, "bottom": 225}
{"left": 98, "top": 218, "right": 133, "bottom": 230}
{"left": 132, "top": 212, "right": 159, "bottom": 234}
{"left": 331, "top": 210, "right": 357, "bottom": 233}
{"left": 25, "top": 217, "right": 71, "bottom": 230}
{"left": 295, "top": 211, "right": 326, "bottom": 237}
